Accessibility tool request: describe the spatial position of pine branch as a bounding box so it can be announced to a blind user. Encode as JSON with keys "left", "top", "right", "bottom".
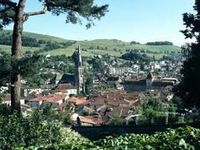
{"left": 0, "top": 5, "right": 12, "bottom": 13}
{"left": 24, "top": 6, "right": 47, "bottom": 17}
{"left": 0, "top": 0, "right": 17, "bottom": 8}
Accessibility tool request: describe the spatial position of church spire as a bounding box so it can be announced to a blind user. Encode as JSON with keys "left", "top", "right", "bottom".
{"left": 73, "top": 45, "right": 83, "bottom": 94}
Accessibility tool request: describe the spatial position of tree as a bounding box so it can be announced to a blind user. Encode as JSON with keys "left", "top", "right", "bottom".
{"left": 135, "top": 98, "right": 165, "bottom": 124}
{"left": 175, "top": 0, "right": 200, "bottom": 109}
{"left": 120, "top": 51, "right": 152, "bottom": 63}
{"left": 0, "top": 52, "right": 11, "bottom": 86}
{"left": 0, "top": 0, "right": 108, "bottom": 112}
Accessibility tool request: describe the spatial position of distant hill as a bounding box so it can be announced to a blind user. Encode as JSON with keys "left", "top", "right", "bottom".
{"left": 0, "top": 30, "right": 181, "bottom": 59}
{"left": 0, "top": 30, "right": 71, "bottom": 43}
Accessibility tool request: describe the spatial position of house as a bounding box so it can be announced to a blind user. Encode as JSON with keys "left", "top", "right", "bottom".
{"left": 2, "top": 94, "right": 25, "bottom": 106}
{"left": 123, "top": 72, "right": 175, "bottom": 92}
{"left": 68, "top": 96, "right": 90, "bottom": 106}
{"left": 123, "top": 80, "right": 146, "bottom": 92}
{"left": 69, "top": 90, "right": 140, "bottom": 125}
{"left": 22, "top": 85, "right": 53, "bottom": 97}
{"left": 54, "top": 83, "right": 77, "bottom": 99}
{"left": 27, "top": 97, "right": 43, "bottom": 108}
{"left": 89, "top": 90, "right": 139, "bottom": 123}
{"left": 27, "top": 93, "right": 66, "bottom": 109}
{"left": 71, "top": 113, "right": 103, "bottom": 126}
{"left": 108, "top": 66, "right": 138, "bottom": 76}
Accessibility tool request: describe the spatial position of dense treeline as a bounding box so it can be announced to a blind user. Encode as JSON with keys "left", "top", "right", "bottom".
{"left": 146, "top": 41, "right": 173, "bottom": 46}
{"left": 120, "top": 51, "right": 152, "bottom": 62}
{"left": 0, "top": 33, "right": 40, "bottom": 47}
{"left": 130, "top": 41, "right": 140, "bottom": 44}
{"left": 42, "top": 41, "right": 76, "bottom": 51}
{"left": 0, "top": 34, "right": 12, "bottom": 45}
{"left": 0, "top": 32, "right": 76, "bottom": 49}
{"left": 22, "top": 36, "right": 40, "bottom": 47}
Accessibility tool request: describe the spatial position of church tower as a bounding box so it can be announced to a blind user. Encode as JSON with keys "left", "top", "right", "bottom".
{"left": 73, "top": 45, "right": 83, "bottom": 94}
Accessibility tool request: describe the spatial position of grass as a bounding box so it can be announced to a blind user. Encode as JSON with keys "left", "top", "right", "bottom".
{"left": 0, "top": 45, "right": 41, "bottom": 53}
{"left": 0, "top": 30, "right": 181, "bottom": 59}
{"left": 0, "top": 30, "right": 72, "bottom": 43}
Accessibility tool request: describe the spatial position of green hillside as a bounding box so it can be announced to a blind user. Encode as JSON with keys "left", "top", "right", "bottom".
{"left": 0, "top": 30, "right": 71, "bottom": 43}
{"left": 0, "top": 30, "right": 181, "bottom": 59}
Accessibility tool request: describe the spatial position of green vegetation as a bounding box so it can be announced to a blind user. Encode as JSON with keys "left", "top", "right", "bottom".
{"left": 0, "top": 103, "right": 199, "bottom": 150}
{"left": 120, "top": 51, "right": 152, "bottom": 62}
{"left": 146, "top": 41, "right": 173, "bottom": 46}
{"left": 96, "top": 126, "right": 200, "bottom": 150}
{"left": 0, "top": 113, "right": 94, "bottom": 150}
{"left": 0, "top": 30, "right": 66, "bottom": 45}
{"left": 0, "top": 30, "right": 181, "bottom": 59}
{"left": 135, "top": 98, "right": 178, "bottom": 125}
{"left": 175, "top": 0, "right": 200, "bottom": 109}
{"left": 0, "top": 0, "right": 109, "bottom": 112}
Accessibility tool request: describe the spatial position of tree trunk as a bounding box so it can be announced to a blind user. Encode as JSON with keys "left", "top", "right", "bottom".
{"left": 11, "top": 0, "right": 26, "bottom": 112}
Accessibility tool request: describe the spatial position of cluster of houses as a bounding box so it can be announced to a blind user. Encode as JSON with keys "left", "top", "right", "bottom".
{"left": 0, "top": 47, "right": 182, "bottom": 126}
{"left": 1, "top": 70, "right": 177, "bottom": 126}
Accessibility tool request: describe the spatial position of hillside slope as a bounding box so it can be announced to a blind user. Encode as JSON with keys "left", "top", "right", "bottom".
{"left": 0, "top": 30, "right": 181, "bottom": 59}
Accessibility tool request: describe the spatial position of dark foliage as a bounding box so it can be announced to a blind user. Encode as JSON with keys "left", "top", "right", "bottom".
{"left": 0, "top": 0, "right": 108, "bottom": 28}
{"left": 146, "top": 41, "right": 173, "bottom": 46}
{"left": 175, "top": 0, "right": 200, "bottom": 108}
{"left": 43, "top": 0, "right": 108, "bottom": 28}
{"left": 120, "top": 51, "right": 152, "bottom": 62}
{"left": 0, "top": 31, "right": 76, "bottom": 49}
{"left": 0, "top": 111, "right": 61, "bottom": 149}
{"left": 130, "top": 41, "right": 140, "bottom": 45}
{"left": 0, "top": 52, "right": 11, "bottom": 86}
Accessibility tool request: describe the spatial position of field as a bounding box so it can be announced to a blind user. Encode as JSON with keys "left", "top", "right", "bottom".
{"left": 0, "top": 30, "right": 181, "bottom": 59}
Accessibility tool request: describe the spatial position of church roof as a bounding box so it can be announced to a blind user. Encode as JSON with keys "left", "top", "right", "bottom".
{"left": 59, "top": 74, "right": 76, "bottom": 85}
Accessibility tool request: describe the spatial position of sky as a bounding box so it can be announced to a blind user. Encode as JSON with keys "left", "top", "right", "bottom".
{"left": 7, "top": 0, "right": 195, "bottom": 46}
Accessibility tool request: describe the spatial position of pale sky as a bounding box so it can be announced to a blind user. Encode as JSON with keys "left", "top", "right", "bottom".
{"left": 6, "top": 0, "right": 195, "bottom": 46}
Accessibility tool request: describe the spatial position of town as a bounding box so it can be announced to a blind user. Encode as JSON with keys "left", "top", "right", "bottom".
{"left": 0, "top": 44, "right": 186, "bottom": 126}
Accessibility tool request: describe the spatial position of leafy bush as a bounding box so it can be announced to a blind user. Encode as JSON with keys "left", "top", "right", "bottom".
{"left": 96, "top": 126, "right": 200, "bottom": 150}
{"left": 1, "top": 111, "right": 200, "bottom": 150}
{"left": 0, "top": 112, "right": 61, "bottom": 149}
{"left": 0, "top": 110, "right": 97, "bottom": 150}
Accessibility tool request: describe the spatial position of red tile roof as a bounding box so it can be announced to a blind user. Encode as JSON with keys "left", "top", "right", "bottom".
{"left": 79, "top": 115, "right": 103, "bottom": 125}
{"left": 69, "top": 96, "right": 90, "bottom": 106}
{"left": 56, "top": 83, "right": 76, "bottom": 91}
{"left": 89, "top": 90, "right": 139, "bottom": 119}
{"left": 91, "top": 90, "right": 139, "bottom": 107}
{"left": 30, "top": 94, "right": 65, "bottom": 104}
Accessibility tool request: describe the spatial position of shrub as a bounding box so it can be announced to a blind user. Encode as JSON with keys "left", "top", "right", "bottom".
{"left": 0, "top": 112, "right": 61, "bottom": 149}
{"left": 96, "top": 126, "right": 200, "bottom": 150}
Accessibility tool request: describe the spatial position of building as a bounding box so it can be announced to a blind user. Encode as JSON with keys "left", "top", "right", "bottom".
{"left": 27, "top": 93, "right": 66, "bottom": 109}
{"left": 73, "top": 46, "right": 84, "bottom": 94}
{"left": 123, "top": 72, "right": 175, "bottom": 92}
{"left": 54, "top": 83, "right": 77, "bottom": 99}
